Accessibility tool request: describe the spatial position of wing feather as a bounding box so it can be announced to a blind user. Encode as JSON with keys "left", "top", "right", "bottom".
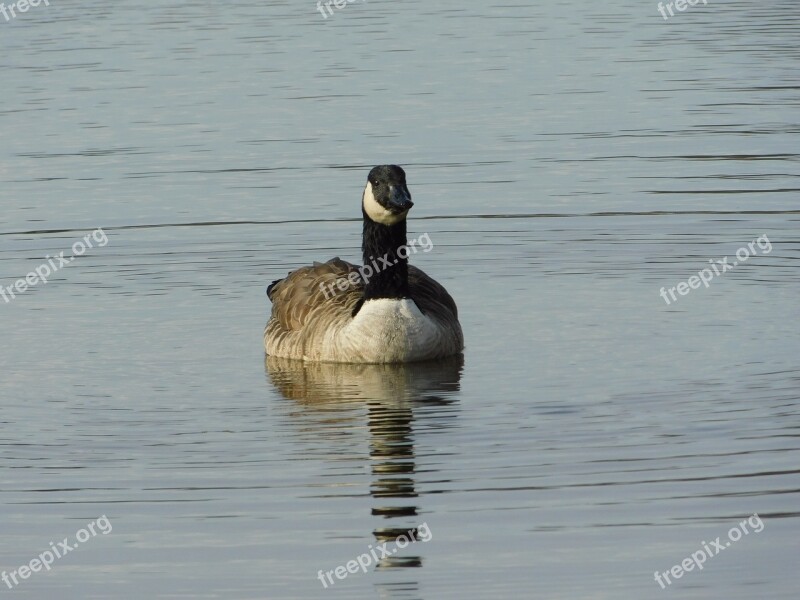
{"left": 408, "top": 265, "right": 460, "bottom": 322}
{"left": 266, "top": 258, "right": 365, "bottom": 358}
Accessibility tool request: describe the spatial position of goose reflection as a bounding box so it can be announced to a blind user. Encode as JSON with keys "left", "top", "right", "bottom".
{"left": 265, "top": 355, "right": 462, "bottom": 578}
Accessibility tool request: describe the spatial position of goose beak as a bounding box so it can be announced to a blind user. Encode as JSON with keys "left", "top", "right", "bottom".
{"left": 388, "top": 186, "right": 413, "bottom": 213}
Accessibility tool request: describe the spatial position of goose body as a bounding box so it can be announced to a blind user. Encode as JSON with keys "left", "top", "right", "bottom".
{"left": 265, "top": 165, "right": 463, "bottom": 363}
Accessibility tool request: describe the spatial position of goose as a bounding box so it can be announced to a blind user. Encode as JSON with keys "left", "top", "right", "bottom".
{"left": 265, "top": 165, "right": 463, "bottom": 363}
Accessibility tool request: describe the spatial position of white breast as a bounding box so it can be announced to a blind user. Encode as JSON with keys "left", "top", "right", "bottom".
{"left": 326, "top": 298, "right": 446, "bottom": 363}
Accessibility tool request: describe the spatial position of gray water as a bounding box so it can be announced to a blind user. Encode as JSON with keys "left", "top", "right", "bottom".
{"left": 1, "top": 1, "right": 798, "bottom": 598}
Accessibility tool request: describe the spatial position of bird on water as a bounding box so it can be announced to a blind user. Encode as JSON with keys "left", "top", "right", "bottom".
{"left": 265, "top": 165, "right": 464, "bottom": 363}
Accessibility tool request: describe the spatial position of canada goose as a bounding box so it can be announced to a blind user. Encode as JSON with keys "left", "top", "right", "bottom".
{"left": 265, "top": 165, "right": 463, "bottom": 363}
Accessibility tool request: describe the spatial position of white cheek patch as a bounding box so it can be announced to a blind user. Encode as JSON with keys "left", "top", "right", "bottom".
{"left": 363, "top": 181, "right": 408, "bottom": 226}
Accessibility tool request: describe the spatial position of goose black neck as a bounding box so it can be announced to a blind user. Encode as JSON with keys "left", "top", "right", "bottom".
{"left": 361, "top": 212, "right": 409, "bottom": 300}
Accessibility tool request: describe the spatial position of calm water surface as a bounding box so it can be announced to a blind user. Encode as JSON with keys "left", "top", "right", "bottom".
{"left": 1, "top": 1, "right": 798, "bottom": 599}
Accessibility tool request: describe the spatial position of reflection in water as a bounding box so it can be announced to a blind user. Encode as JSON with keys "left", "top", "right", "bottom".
{"left": 266, "top": 356, "right": 463, "bottom": 584}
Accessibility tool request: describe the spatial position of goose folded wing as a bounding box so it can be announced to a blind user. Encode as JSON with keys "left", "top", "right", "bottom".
{"left": 267, "top": 257, "right": 364, "bottom": 331}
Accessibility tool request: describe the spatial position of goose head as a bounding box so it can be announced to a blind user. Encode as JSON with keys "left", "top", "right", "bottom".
{"left": 362, "top": 165, "right": 414, "bottom": 226}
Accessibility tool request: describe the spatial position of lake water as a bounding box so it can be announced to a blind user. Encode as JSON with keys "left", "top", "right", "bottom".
{"left": 1, "top": 1, "right": 798, "bottom": 598}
